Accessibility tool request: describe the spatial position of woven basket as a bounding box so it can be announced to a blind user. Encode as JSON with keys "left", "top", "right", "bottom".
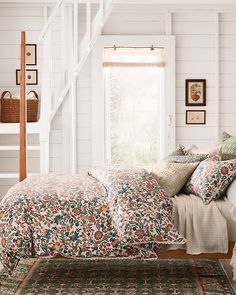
{"left": 1, "top": 90, "right": 39, "bottom": 123}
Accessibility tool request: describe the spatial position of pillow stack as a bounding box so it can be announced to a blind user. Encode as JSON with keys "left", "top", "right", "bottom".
{"left": 151, "top": 133, "right": 236, "bottom": 205}
{"left": 152, "top": 144, "right": 211, "bottom": 197}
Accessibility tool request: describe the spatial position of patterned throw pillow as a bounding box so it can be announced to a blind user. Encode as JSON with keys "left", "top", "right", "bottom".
{"left": 165, "top": 144, "right": 208, "bottom": 163}
{"left": 185, "top": 158, "right": 236, "bottom": 204}
{"left": 151, "top": 161, "right": 199, "bottom": 197}
{"left": 217, "top": 132, "right": 236, "bottom": 160}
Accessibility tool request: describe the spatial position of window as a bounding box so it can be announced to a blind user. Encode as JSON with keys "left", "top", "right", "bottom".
{"left": 92, "top": 36, "right": 175, "bottom": 167}
{"left": 103, "top": 47, "right": 164, "bottom": 166}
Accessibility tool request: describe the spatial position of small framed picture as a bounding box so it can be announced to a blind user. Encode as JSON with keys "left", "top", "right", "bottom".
{"left": 186, "top": 110, "right": 206, "bottom": 125}
{"left": 25, "top": 44, "right": 37, "bottom": 66}
{"left": 185, "top": 79, "right": 206, "bottom": 106}
{"left": 16, "top": 69, "right": 38, "bottom": 85}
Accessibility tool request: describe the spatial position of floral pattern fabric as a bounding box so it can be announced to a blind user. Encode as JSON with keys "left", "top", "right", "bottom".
{"left": 185, "top": 158, "right": 236, "bottom": 204}
{"left": 165, "top": 144, "right": 208, "bottom": 163}
{"left": 0, "top": 168, "right": 185, "bottom": 272}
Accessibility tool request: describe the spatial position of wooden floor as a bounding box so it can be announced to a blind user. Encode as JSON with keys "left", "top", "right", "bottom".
{"left": 221, "top": 259, "right": 236, "bottom": 291}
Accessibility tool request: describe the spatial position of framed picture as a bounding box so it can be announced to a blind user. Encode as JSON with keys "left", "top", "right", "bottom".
{"left": 25, "top": 44, "right": 37, "bottom": 66}
{"left": 185, "top": 79, "right": 206, "bottom": 106}
{"left": 186, "top": 110, "right": 206, "bottom": 125}
{"left": 16, "top": 69, "right": 38, "bottom": 85}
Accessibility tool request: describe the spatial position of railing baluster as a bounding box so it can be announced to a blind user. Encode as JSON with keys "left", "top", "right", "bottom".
{"left": 39, "top": 0, "right": 64, "bottom": 41}
{"left": 60, "top": 0, "right": 66, "bottom": 84}
{"left": 74, "top": 0, "right": 78, "bottom": 63}
{"left": 71, "top": 0, "right": 78, "bottom": 175}
{"left": 87, "top": 0, "right": 91, "bottom": 41}
{"left": 40, "top": 5, "right": 52, "bottom": 174}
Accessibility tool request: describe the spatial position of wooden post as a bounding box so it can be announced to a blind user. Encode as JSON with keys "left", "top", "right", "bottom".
{"left": 19, "top": 31, "right": 27, "bottom": 182}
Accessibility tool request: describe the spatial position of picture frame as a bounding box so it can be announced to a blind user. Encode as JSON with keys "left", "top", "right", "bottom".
{"left": 16, "top": 69, "right": 38, "bottom": 85}
{"left": 25, "top": 44, "right": 37, "bottom": 66}
{"left": 186, "top": 110, "right": 206, "bottom": 125}
{"left": 185, "top": 79, "right": 206, "bottom": 106}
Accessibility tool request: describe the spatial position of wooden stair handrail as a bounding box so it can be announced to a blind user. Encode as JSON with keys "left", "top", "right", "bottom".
{"left": 19, "top": 31, "right": 27, "bottom": 182}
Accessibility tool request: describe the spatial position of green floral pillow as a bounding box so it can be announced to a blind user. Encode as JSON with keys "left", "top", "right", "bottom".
{"left": 218, "top": 132, "right": 236, "bottom": 160}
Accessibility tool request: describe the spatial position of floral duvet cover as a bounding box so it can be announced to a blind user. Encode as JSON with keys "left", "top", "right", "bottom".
{"left": 0, "top": 167, "right": 185, "bottom": 272}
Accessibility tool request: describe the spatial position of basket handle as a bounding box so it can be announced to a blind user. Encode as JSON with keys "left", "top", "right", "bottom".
{"left": 1, "top": 91, "right": 12, "bottom": 99}
{"left": 27, "top": 90, "right": 38, "bottom": 100}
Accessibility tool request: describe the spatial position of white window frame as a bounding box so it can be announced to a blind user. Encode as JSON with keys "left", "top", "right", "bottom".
{"left": 92, "top": 35, "right": 175, "bottom": 167}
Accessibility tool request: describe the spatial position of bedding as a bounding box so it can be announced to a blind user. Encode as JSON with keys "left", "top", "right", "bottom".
{"left": 227, "top": 178, "right": 236, "bottom": 220}
{"left": 184, "top": 158, "right": 236, "bottom": 204}
{"left": 163, "top": 194, "right": 234, "bottom": 254}
{"left": 165, "top": 144, "right": 208, "bottom": 163}
{"left": 151, "top": 161, "right": 198, "bottom": 197}
{"left": 0, "top": 167, "right": 185, "bottom": 272}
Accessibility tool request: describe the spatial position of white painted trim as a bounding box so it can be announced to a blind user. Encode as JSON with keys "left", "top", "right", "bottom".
{"left": 38, "top": 0, "right": 64, "bottom": 41}
{"left": 92, "top": 35, "right": 175, "bottom": 166}
{"left": 0, "top": 173, "right": 37, "bottom": 179}
{"left": 49, "top": 0, "right": 113, "bottom": 122}
{"left": 0, "top": 123, "right": 40, "bottom": 134}
{"left": 165, "top": 10, "right": 172, "bottom": 35}
{"left": 215, "top": 12, "right": 220, "bottom": 141}
{"left": 2, "top": 0, "right": 236, "bottom": 4}
{"left": 0, "top": 145, "right": 40, "bottom": 151}
{"left": 71, "top": 81, "right": 77, "bottom": 174}
{"left": 73, "top": 0, "right": 78, "bottom": 63}
{"left": 40, "top": 5, "right": 51, "bottom": 173}
{"left": 87, "top": 0, "right": 91, "bottom": 39}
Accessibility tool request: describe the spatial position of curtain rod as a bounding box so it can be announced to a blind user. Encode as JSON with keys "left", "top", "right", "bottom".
{"left": 104, "top": 45, "right": 164, "bottom": 50}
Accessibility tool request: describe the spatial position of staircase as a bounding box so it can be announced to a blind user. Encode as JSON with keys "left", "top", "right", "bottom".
{"left": 39, "top": 0, "right": 113, "bottom": 175}
{"left": 0, "top": 0, "right": 113, "bottom": 193}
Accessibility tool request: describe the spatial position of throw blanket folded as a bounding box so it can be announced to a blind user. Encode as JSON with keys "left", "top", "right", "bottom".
{"left": 163, "top": 194, "right": 228, "bottom": 254}
{"left": 0, "top": 168, "right": 185, "bottom": 272}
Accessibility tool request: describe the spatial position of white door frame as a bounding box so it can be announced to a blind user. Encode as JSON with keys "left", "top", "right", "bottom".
{"left": 92, "top": 35, "right": 176, "bottom": 167}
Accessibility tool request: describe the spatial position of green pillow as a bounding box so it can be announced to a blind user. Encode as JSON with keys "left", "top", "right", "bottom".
{"left": 218, "top": 132, "right": 236, "bottom": 160}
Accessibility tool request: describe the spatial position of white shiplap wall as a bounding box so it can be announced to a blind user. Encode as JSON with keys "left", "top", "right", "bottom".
{"left": 0, "top": 6, "right": 62, "bottom": 197}
{"left": 1, "top": 3, "right": 236, "bottom": 197}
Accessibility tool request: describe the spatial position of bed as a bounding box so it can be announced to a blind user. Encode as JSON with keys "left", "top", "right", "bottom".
{"left": 0, "top": 170, "right": 235, "bottom": 273}
{"left": 0, "top": 32, "right": 235, "bottom": 274}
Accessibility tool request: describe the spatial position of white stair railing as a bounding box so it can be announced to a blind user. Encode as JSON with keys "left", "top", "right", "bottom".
{"left": 48, "top": 0, "right": 113, "bottom": 123}
{"left": 38, "top": 0, "right": 113, "bottom": 174}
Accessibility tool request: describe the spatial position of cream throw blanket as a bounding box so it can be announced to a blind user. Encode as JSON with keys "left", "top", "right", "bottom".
{"left": 164, "top": 194, "right": 228, "bottom": 254}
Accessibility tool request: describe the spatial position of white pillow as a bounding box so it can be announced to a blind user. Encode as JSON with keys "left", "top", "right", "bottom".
{"left": 227, "top": 178, "right": 236, "bottom": 221}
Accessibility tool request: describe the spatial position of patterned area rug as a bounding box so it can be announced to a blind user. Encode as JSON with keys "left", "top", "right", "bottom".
{"left": 0, "top": 258, "right": 235, "bottom": 295}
